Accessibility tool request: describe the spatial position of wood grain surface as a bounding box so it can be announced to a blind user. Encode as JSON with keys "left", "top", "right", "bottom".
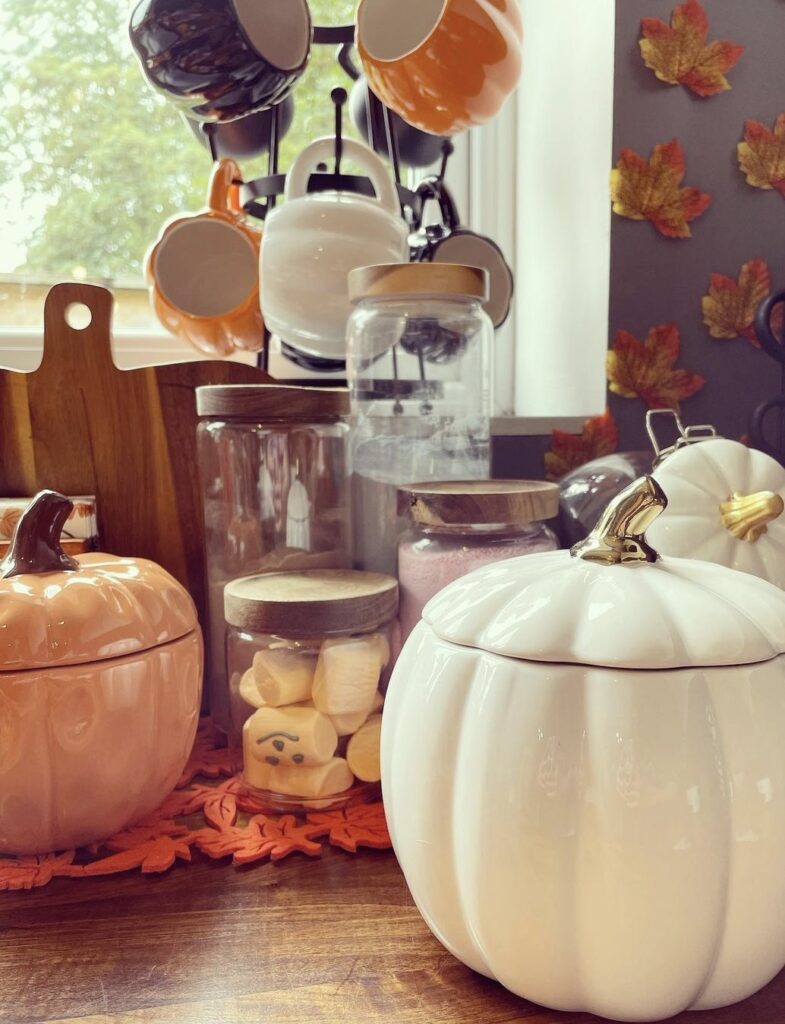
{"left": 0, "top": 282, "right": 272, "bottom": 640}
{"left": 0, "top": 850, "right": 783, "bottom": 1024}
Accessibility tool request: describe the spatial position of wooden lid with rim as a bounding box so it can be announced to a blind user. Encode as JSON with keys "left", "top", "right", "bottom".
{"left": 196, "top": 384, "right": 349, "bottom": 420}
{"left": 348, "top": 263, "right": 489, "bottom": 304}
{"left": 399, "top": 480, "right": 560, "bottom": 527}
{"left": 224, "top": 569, "right": 399, "bottom": 637}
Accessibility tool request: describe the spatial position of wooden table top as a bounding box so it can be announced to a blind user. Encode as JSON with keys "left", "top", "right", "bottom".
{"left": 1, "top": 849, "right": 783, "bottom": 1024}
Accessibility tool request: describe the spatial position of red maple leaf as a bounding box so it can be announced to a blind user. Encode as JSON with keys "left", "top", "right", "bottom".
{"left": 607, "top": 323, "right": 705, "bottom": 411}
{"left": 640, "top": 1, "right": 744, "bottom": 97}
{"left": 544, "top": 410, "right": 619, "bottom": 482}
{"left": 611, "top": 139, "right": 712, "bottom": 238}
{"left": 306, "top": 803, "right": 391, "bottom": 853}
{"left": 738, "top": 115, "right": 785, "bottom": 198}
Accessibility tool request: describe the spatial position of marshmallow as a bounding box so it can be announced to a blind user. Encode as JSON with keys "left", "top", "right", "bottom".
{"left": 252, "top": 648, "right": 317, "bottom": 707}
{"left": 346, "top": 714, "right": 383, "bottom": 783}
{"left": 244, "top": 756, "right": 355, "bottom": 798}
{"left": 244, "top": 705, "right": 337, "bottom": 768}
{"left": 312, "top": 635, "right": 389, "bottom": 717}
{"left": 329, "top": 690, "right": 384, "bottom": 737}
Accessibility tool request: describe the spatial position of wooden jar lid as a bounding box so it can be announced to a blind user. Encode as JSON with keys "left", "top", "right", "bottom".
{"left": 196, "top": 384, "right": 349, "bottom": 420}
{"left": 399, "top": 480, "right": 560, "bottom": 527}
{"left": 224, "top": 569, "right": 399, "bottom": 638}
{"left": 348, "top": 263, "right": 489, "bottom": 304}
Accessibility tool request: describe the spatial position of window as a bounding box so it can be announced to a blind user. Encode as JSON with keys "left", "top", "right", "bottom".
{"left": 1, "top": 0, "right": 614, "bottom": 426}
{"left": 0, "top": 0, "right": 358, "bottom": 368}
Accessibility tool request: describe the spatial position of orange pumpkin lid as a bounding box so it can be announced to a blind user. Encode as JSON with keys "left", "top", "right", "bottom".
{"left": 0, "top": 492, "right": 198, "bottom": 672}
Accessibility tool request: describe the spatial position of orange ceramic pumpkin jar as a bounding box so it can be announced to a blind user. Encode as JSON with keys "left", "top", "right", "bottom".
{"left": 0, "top": 491, "right": 203, "bottom": 855}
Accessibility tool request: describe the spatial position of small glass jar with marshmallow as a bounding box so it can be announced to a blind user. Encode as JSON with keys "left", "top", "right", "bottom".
{"left": 224, "top": 569, "right": 399, "bottom": 813}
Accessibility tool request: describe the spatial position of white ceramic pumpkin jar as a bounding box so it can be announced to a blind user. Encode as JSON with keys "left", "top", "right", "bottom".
{"left": 382, "top": 476, "right": 785, "bottom": 1022}
{"left": 646, "top": 409, "right": 785, "bottom": 588}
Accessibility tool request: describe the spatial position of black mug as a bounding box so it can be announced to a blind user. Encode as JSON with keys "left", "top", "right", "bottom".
{"left": 412, "top": 178, "right": 514, "bottom": 330}
{"left": 184, "top": 95, "right": 295, "bottom": 159}
{"left": 350, "top": 78, "right": 448, "bottom": 169}
{"left": 129, "top": 0, "right": 312, "bottom": 123}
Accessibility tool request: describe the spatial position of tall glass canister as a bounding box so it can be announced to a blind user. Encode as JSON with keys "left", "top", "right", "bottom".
{"left": 346, "top": 264, "right": 492, "bottom": 575}
{"left": 196, "top": 385, "right": 352, "bottom": 737}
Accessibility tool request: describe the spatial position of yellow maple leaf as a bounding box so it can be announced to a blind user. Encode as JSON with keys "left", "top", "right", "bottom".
{"left": 702, "top": 258, "right": 771, "bottom": 344}
{"left": 738, "top": 115, "right": 785, "bottom": 197}
{"left": 611, "top": 139, "right": 711, "bottom": 238}
{"left": 640, "top": 1, "right": 744, "bottom": 97}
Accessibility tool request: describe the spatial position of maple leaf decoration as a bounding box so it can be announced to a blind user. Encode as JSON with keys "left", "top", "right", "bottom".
{"left": 640, "top": 1, "right": 743, "bottom": 98}
{"left": 307, "top": 803, "right": 391, "bottom": 853}
{"left": 611, "top": 140, "right": 711, "bottom": 238}
{"left": 0, "top": 851, "right": 79, "bottom": 891}
{"left": 607, "top": 323, "right": 705, "bottom": 412}
{"left": 544, "top": 411, "right": 618, "bottom": 483}
{"left": 738, "top": 115, "right": 785, "bottom": 198}
{"left": 702, "top": 258, "right": 772, "bottom": 345}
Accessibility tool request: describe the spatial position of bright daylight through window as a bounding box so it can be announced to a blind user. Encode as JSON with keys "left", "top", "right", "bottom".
{"left": 0, "top": 0, "right": 357, "bottom": 338}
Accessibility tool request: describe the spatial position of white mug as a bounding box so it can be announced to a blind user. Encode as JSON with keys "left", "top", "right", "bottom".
{"left": 260, "top": 137, "right": 408, "bottom": 360}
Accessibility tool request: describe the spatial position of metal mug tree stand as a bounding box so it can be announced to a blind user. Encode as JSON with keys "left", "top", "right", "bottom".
{"left": 200, "top": 23, "right": 454, "bottom": 390}
{"left": 753, "top": 289, "right": 785, "bottom": 465}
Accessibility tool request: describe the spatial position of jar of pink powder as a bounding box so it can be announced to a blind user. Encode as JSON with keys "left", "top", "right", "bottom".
{"left": 397, "top": 481, "right": 560, "bottom": 641}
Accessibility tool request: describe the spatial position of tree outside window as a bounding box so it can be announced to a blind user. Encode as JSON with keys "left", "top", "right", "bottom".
{"left": 0, "top": 0, "right": 357, "bottom": 330}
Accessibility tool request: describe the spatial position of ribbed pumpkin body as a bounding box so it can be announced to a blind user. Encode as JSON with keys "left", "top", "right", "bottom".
{"left": 0, "top": 634, "right": 201, "bottom": 854}
{"left": 383, "top": 626, "right": 785, "bottom": 1021}
{"left": 649, "top": 438, "right": 785, "bottom": 589}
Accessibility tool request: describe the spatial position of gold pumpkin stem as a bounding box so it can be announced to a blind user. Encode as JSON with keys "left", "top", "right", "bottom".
{"left": 0, "top": 490, "right": 79, "bottom": 579}
{"left": 720, "top": 491, "right": 784, "bottom": 544}
{"left": 571, "top": 476, "right": 668, "bottom": 566}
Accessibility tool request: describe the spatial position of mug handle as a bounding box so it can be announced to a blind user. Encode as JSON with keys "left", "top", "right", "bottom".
{"left": 414, "top": 176, "right": 460, "bottom": 232}
{"left": 208, "top": 158, "right": 244, "bottom": 216}
{"left": 284, "top": 136, "right": 400, "bottom": 216}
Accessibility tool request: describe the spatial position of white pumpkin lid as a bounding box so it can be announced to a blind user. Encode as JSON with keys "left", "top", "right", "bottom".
{"left": 648, "top": 436, "right": 785, "bottom": 588}
{"left": 423, "top": 476, "right": 785, "bottom": 670}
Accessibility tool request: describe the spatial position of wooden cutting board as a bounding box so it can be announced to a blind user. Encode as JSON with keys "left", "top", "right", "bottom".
{"left": 0, "top": 281, "right": 273, "bottom": 632}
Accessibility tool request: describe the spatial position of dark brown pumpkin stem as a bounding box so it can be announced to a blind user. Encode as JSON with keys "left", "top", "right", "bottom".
{"left": 0, "top": 491, "right": 79, "bottom": 579}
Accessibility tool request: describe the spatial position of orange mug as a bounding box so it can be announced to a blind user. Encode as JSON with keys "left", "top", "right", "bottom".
{"left": 147, "top": 159, "right": 264, "bottom": 358}
{"left": 356, "top": 0, "right": 523, "bottom": 136}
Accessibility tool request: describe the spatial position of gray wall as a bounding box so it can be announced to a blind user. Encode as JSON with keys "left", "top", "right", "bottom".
{"left": 496, "top": 0, "right": 785, "bottom": 478}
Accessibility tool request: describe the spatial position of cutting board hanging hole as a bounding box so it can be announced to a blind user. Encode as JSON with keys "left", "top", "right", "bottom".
{"left": 64, "top": 302, "right": 93, "bottom": 331}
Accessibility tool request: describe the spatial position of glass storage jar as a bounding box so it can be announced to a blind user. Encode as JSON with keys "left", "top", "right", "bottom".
{"left": 397, "top": 481, "right": 560, "bottom": 642}
{"left": 196, "top": 385, "right": 352, "bottom": 737}
{"left": 347, "top": 263, "right": 493, "bottom": 575}
{"left": 224, "top": 569, "right": 399, "bottom": 813}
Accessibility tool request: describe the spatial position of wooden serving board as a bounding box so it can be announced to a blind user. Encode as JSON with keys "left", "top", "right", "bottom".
{"left": 0, "top": 281, "right": 273, "bottom": 633}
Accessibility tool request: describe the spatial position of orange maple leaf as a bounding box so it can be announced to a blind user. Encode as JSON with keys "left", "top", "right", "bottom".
{"left": 544, "top": 411, "right": 619, "bottom": 483}
{"left": 178, "top": 722, "right": 242, "bottom": 787}
{"left": 611, "top": 140, "right": 712, "bottom": 238}
{"left": 702, "top": 258, "right": 772, "bottom": 345}
{"left": 254, "top": 815, "right": 323, "bottom": 862}
{"left": 306, "top": 802, "right": 392, "bottom": 853}
{"left": 194, "top": 812, "right": 322, "bottom": 865}
{"left": 607, "top": 323, "right": 705, "bottom": 411}
{"left": 640, "top": 1, "right": 743, "bottom": 97}
{"left": 0, "top": 851, "right": 79, "bottom": 891}
{"left": 738, "top": 115, "right": 785, "bottom": 198}
{"left": 81, "top": 835, "right": 194, "bottom": 876}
